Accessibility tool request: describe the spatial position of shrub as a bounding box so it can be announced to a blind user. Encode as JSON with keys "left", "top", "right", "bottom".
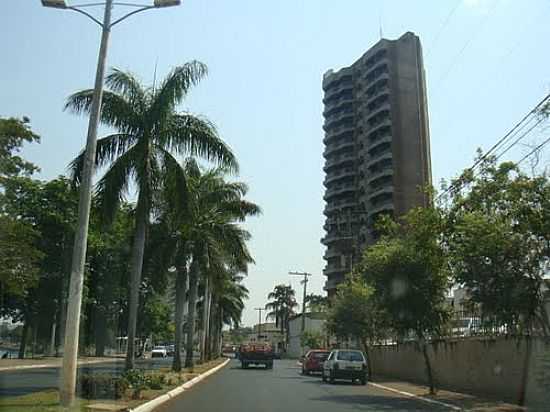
{"left": 78, "top": 374, "right": 129, "bottom": 399}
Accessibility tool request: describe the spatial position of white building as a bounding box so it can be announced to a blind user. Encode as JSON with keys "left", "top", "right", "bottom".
{"left": 287, "top": 313, "right": 326, "bottom": 358}
{"left": 246, "top": 322, "right": 284, "bottom": 351}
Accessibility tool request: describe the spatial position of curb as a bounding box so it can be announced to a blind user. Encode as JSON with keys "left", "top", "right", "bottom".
{"left": 0, "top": 358, "right": 123, "bottom": 372}
{"left": 369, "top": 382, "right": 463, "bottom": 411}
{"left": 129, "top": 358, "right": 230, "bottom": 412}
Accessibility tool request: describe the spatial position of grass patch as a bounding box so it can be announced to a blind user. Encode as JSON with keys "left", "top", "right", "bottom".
{"left": 0, "top": 358, "right": 227, "bottom": 412}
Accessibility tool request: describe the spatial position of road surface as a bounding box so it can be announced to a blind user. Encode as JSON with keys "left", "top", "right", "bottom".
{"left": 159, "top": 359, "right": 451, "bottom": 412}
{"left": 0, "top": 357, "right": 173, "bottom": 397}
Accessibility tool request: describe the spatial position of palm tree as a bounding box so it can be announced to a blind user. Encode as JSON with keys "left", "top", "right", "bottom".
{"left": 265, "top": 285, "right": 298, "bottom": 352}
{"left": 157, "top": 160, "right": 259, "bottom": 370}
{"left": 65, "top": 63, "right": 237, "bottom": 370}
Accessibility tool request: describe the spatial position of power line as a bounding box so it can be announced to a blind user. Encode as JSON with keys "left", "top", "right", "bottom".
{"left": 517, "top": 135, "right": 550, "bottom": 166}
{"left": 426, "top": 0, "right": 462, "bottom": 57}
{"left": 493, "top": 116, "right": 545, "bottom": 161}
{"left": 436, "top": 93, "right": 550, "bottom": 200}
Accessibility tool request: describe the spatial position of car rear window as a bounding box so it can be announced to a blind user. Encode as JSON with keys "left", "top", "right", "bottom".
{"left": 336, "top": 351, "right": 363, "bottom": 361}
{"left": 312, "top": 352, "right": 329, "bottom": 359}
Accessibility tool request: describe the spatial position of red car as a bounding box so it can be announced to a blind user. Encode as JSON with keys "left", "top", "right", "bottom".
{"left": 301, "top": 350, "right": 330, "bottom": 375}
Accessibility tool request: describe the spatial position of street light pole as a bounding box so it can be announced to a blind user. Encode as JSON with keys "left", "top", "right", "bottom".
{"left": 59, "top": 1, "right": 112, "bottom": 405}
{"left": 41, "top": 0, "right": 181, "bottom": 406}
{"left": 289, "top": 271, "right": 312, "bottom": 334}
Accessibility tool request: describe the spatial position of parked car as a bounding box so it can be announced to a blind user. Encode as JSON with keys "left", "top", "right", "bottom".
{"left": 166, "top": 344, "right": 175, "bottom": 356}
{"left": 301, "top": 350, "right": 330, "bottom": 375}
{"left": 151, "top": 345, "right": 168, "bottom": 358}
{"left": 322, "top": 349, "right": 367, "bottom": 385}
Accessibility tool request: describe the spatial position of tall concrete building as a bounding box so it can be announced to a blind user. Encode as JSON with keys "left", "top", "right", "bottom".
{"left": 322, "top": 32, "right": 431, "bottom": 296}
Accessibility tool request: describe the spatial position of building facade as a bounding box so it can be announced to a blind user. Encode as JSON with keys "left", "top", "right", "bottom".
{"left": 322, "top": 32, "right": 432, "bottom": 296}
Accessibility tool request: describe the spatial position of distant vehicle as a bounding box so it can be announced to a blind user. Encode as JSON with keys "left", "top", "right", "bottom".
{"left": 239, "top": 343, "right": 274, "bottom": 369}
{"left": 151, "top": 345, "right": 168, "bottom": 358}
{"left": 166, "top": 344, "right": 175, "bottom": 356}
{"left": 322, "top": 349, "right": 367, "bottom": 385}
{"left": 301, "top": 350, "right": 330, "bottom": 375}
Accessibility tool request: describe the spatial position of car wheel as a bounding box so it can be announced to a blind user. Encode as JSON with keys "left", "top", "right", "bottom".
{"left": 360, "top": 377, "right": 367, "bottom": 385}
{"left": 329, "top": 372, "right": 335, "bottom": 384}
{"left": 304, "top": 369, "right": 310, "bottom": 376}
{"left": 321, "top": 372, "right": 327, "bottom": 382}
{"left": 242, "top": 362, "right": 247, "bottom": 369}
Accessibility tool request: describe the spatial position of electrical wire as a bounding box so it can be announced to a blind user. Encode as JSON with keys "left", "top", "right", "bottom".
{"left": 516, "top": 135, "right": 550, "bottom": 166}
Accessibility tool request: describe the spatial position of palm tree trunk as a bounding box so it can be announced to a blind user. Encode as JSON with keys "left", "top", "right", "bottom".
{"left": 125, "top": 201, "right": 148, "bottom": 371}
{"left": 18, "top": 317, "right": 30, "bottom": 359}
{"left": 172, "top": 266, "right": 187, "bottom": 372}
{"left": 200, "top": 275, "right": 210, "bottom": 363}
{"left": 185, "top": 258, "right": 200, "bottom": 368}
{"left": 207, "top": 296, "right": 216, "bottom": 360}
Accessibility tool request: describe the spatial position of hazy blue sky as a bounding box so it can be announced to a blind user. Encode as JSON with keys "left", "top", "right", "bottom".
{"left": 1, "top": 0, "right": 549, "bottom": 326}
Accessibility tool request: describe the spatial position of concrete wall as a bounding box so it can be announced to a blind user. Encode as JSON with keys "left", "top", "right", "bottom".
{"left": 370, "top": 337, "right": 550, "bottom": 410}
{"left": 287, "top": 317, "right": 326, "bottom": 358}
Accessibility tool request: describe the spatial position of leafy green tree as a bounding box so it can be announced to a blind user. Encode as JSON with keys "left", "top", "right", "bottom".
{"left": 443, "top": 156, "right": 550, "bottom": 405}
{"left": 265, "top": 285, "right": 298, "bottom": 350}
{"left": 326, "top": 275, "right": 387, "bottom": 378}
{"left": 0, "top": 116, "right": 40, "bottom": 178}
{"left": 65, "top": 63, "right": 237, "bottom": 370}
{"left": 360, "top": 207, "right": 451, "bottom": 393}
{"left": 300, "top": 330, "right": 324, "bottom": 351}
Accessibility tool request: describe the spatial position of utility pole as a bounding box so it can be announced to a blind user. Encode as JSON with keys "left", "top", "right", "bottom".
{"left": 254, "top": 307, "right": 263, "bottom": 340}
{"left": 289, "top": 271, "right": 312, "bottom": 333}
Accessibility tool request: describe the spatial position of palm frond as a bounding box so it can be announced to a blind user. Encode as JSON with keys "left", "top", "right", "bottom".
{"left": 160, "top": 114, "right": 238, "bottom": 173}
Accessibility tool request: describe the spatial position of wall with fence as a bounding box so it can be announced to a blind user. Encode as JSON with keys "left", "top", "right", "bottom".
{"left": 370, "top": 337, "right": 550, "bottom": 410}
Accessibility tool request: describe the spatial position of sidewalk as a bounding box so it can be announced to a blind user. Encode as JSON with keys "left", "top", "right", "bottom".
{"left": 0, "top": 356, "right": 124, "bottom": 372}
{"left": 371, "top": 376, "right": 525, "bottom": 412}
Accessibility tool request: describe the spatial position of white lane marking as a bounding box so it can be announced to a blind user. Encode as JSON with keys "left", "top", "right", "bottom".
{"left": 369, "top": 382, "right": 463, "bottom": 411}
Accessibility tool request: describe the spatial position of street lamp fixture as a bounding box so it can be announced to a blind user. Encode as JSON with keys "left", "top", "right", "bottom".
{"left": 154, "top": 0, "right": 181, "bottom": 7}
{"left": 41, "top": 0, "right": 67, "bottom": 8}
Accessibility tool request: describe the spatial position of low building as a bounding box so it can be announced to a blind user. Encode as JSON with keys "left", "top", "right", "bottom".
{"left": 287, "top": 313, "right": 327, "bottom": 358}
{"left": 246, "top": 322, "right": 284, "bottom": 352}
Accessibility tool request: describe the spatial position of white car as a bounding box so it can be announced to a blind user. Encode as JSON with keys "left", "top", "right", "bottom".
{"left": 322, "top": 349, "right": 368, "bottom": 385}
{"left": 151, "top": 345, "right": 168, "bottom": 358}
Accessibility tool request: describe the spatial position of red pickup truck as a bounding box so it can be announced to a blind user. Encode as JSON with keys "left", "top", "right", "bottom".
{"left": 238, "top": 343, "right": 274, "bottom": 369}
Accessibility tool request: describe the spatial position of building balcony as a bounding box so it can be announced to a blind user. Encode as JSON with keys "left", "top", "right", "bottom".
{"left": 321, "top": 230, "right": 353, "bottom": 245}
{"left": 324, "top": 138, "right": 355, "bottom": 157}
{"left": 324, "top": 182, "right": 356, "bottom": 200}
{"left": 323, "top": 81, "right": 353, "bottom": 100}
{"left": 323, "top": 198, "right": 357, "bottom": 215}
{"left": 366, "top": 119, "right": 392, "bottom": 140}
{"left": 365, "top": 80, "right": 390, "bottom": 104}
{"left": 367, "top": 167, "right": 393, "bottom": 185}
{"left": 324, "top": 277, "right": 344, "bottom": 291}
{"left": 323, "top": 110, "right": 354, "bottom": 130}
{"left": 366, "top": 151, "right": 393, "bottom": 170}
{"left": 365, "top": 64, "right": 389, "bottom": 85}
{"left": 324, "top": 167, "right": 356, "bottom": 185}
{"left": 324, "top": 94, "right": 354, "bottom": 115}
{"left": 367, "top": 134, "right": 392, "bottom": 154}
{"left": 324, "top": 152, "right": 355, "bottom": 170}
{"left": 323, "top": 263, "right": 351, "bottom": 277}
{"left": 323, "top": 248, "right": 343, "bottom": 260}
{"left": 368, "top": 198, "right": 394, "bottom": 217}
{"left": 368, "top": 185, "right": 394, "bottom": 202}
{"left": 323, "top": 123, "right": 355, "bottom": 143}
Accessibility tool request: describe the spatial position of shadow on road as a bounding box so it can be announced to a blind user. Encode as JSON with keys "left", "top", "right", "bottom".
{"left": 308, "top": 393, "right": 445, "bottom": 411}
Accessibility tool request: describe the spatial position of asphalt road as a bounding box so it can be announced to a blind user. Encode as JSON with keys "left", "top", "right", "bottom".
{"left": 0, "top": 357, "right": 174, "bottom": 397}
{"left": 158, "top": 359, "right": 451, "bottom": 412}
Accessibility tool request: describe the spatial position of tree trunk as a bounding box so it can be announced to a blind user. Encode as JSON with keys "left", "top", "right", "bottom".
{"left": 420, "top": 338, "right": 435, "bottom": 395}
{"left": 125, "top": 201, "right": 148, "bottom": 371}
{"left": 172, "top": 266, "right": 188, "bottom": 372}
{"left": 518, "top": 335, "right": 533, "bottom": 406}
{"left": 361, "top": 339, "right": 373, "bottom": 379}
{"left": 94, "top": 310, "right": 106, "bottom": 358}
{"left": 18, "top": 318, "right": 30, "bottom": 359}
{"left": 207, "top": 297, "right": 216, "bottom": 360}
{"left": 49, "top": 313, "right": 57, "bottom": 357}
{"left": 200, "top": 275, "right": 210, "bottom": 363}
{"left": 185, "top": 258, "right": 200, "bottom": 368}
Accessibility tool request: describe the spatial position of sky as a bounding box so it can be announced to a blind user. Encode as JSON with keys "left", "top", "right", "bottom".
{"left": 1, "top": 0, "right": 550, "bottom": 327}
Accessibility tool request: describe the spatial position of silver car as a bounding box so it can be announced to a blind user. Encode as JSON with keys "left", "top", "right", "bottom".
{"left": 322, "top": 349, "right": 367, "bottom": 385}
